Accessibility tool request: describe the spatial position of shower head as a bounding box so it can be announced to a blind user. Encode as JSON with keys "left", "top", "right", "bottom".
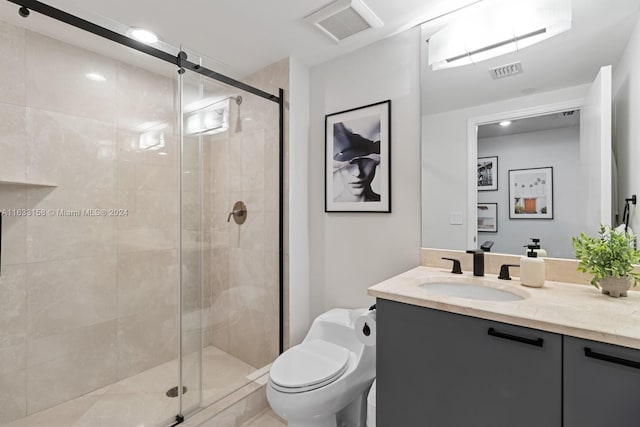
{"left": 235, "top": 96, "right": 242, "bottom": 106}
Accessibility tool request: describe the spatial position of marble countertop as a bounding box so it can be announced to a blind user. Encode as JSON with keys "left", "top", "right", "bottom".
{"left": 368, "top": 266, "right": 640, "bottom": 350}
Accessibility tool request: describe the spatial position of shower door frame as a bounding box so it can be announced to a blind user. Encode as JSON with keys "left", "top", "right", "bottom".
{"left": 5, "top": 0, "right": 286, "bottom": 424}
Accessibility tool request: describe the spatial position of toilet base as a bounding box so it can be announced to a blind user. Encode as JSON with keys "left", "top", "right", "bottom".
{"left": 288, "top": 415, "right": 336, "bottom": 427}
{"left": 274, "top": 386, "right": 371, "bottom": 427}
{"left": 336, "top": 386, "right": 370, "bottom": 427}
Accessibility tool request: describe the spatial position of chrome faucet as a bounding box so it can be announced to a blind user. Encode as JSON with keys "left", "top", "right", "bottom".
{"left": 466, "top": 249, "right": 485, "bottom": 277}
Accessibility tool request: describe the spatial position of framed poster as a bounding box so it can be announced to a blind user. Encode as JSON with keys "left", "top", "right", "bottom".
{"left": 325, "top": 100, "right": 391, "bottom": 212}
{"left": 509, "top": 167, "right": 553, "bottom": 219}
{"left": 477, "top": 156, "right": 498, "bottom": 191}
{"left": 477, "top": 203, "right": 498, "bottom": 232}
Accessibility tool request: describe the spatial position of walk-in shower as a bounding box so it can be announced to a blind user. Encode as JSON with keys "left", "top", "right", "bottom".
{"left": 0, "top": 1, "right": 284, "bottom": 425}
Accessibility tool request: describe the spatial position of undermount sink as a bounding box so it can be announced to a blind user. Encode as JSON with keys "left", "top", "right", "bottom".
{"left": 419, "top": 281, "right": 525, "bottom": 302}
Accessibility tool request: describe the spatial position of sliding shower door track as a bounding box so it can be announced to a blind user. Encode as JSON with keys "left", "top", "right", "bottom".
{"left": 6, "top": 0, "right": 281, "bottom": 103}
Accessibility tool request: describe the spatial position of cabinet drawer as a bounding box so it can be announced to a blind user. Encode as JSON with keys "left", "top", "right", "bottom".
{"left": 377, "top": 299, "right": 562, "bottom": 427}
{"left": 564, "top": 336, "right": 640, "bottom": 427}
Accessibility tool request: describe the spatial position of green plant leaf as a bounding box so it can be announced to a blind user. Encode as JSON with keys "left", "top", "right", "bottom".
{"left": 572, "top": 225, "right": 640, "bottom": 288}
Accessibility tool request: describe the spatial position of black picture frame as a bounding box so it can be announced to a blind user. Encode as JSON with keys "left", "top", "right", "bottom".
{"left": 477, "top": 202, "right": 498, "bottom": 232}
{"left": 508, "top": 167, "right": 554, "bottom": 219}
{"left": 477, "top": 156, "right": 498, "bottom": 191}
{"left": 324, "top": 100, "right": 391, "bottom": 213}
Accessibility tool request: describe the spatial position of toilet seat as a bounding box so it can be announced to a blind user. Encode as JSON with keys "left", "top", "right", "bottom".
{"left": 269, "top": 339, "right": 351, "bottom": 393}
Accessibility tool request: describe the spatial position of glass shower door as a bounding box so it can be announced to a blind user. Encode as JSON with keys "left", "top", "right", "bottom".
{"left": 0, "top": 9, "right": 184, "bottom": 426}
{"left": 179, "top": 51, "right": 206, "bottom": 416}
{"left": 178, "top": 47, "right": 282, "bottom": 419}
{"left": 0, "top": 4, "right": 282, "bottom": 425}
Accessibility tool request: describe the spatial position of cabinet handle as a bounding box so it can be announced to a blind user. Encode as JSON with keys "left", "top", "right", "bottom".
{"left": 487, "top": 327, "right": 544, "bottom": 347}
{"left": 584, "top": 347, "right": 640, "bottom": 370}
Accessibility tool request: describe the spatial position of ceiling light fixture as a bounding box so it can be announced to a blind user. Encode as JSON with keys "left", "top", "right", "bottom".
{"left": 304, "top": 0, "right": 383, "bottom": 43}
{"left": 129, "top": 27, "right": 158, "bottom": 44}
{"left": 499, "top": 120, "right": 512, "bottom": 127}
{"left": 428, "top": 0, "right": 571, "bottom": 70}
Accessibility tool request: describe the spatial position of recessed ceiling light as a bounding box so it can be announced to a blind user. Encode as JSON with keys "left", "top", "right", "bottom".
{"left": 130, "top": 27, "right": 158, "bottom": 44}
{"left": 499, "top": 120, "right": 512, "bottom": 127}
{"left": 85, "top": 72, "right": 106, "bottom": 82}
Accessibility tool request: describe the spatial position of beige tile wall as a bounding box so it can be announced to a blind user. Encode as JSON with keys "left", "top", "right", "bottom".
{"left": 0, "top": 22, "right": 25, "bottom": 106}
{"left": 205, "top": 59, "right": 288, "bottom": 368}
{"left": 0, "top": 103, "right": 27, "bottom": 183}
{"left": 0, "top": 18, "right": 286, "bottom": 424}
{"left": 0, "top": 264, "right": 27, "bottom": 423}
{"left": 0, "top": 21, "right": 180, "bottom": 423}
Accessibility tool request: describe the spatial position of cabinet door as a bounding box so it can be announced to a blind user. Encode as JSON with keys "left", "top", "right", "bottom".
{"left": 564, "top": 336, "right": 640, "bottom": 427}
{"left": 377, "top": 299, "right": 562, "bottom": 427}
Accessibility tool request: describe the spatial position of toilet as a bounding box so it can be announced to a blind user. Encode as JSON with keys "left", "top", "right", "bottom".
{"left": 267, "top": 308, "right": 376, "bottom": 427}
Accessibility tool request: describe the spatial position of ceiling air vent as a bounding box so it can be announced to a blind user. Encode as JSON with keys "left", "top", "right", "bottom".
{"left": 304, "top": 0, "right": 383, "bottom": 43}
{"left": 489, "top": 62, "right": 523, "bottom": 80}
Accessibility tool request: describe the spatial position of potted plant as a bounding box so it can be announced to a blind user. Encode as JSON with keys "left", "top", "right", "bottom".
{"left": 572, "top": 224, "right": 640, "bottom": 297}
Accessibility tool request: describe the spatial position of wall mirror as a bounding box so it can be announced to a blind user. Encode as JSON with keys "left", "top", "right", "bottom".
{"left": 420, "top": 0, "right": 640, "bottom": 259}
{"left": 474, "top": 109, "right": 584, "bottom": 259}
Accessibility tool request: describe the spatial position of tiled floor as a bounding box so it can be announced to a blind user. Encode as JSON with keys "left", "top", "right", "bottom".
{"left": 3, "top": 346, "right": 259, "bottom": 427}
{"left": 240, "top": 409, "right": 285, "bottom": 427}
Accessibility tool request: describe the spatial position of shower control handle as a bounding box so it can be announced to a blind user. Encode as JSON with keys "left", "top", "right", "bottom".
{"left": 227, "top": 211, "right": 239, "bottom": 222}
{"left": 227, "top": 201, "right": 247, "bottom": 224}
{"left": 226, "top": 210, "right": 244, "bottom": 222}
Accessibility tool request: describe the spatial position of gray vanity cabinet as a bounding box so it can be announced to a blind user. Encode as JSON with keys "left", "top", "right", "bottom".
{"left": 563, "top": 336, "right": 640, "bottom": 427}
{"left": 377, "top": 299, "right": 562, "bottom": 427}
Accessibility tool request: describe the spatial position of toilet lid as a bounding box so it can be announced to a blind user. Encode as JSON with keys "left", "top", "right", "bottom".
{"left": 270, "top": 339, "right": 350, "bottom": 390}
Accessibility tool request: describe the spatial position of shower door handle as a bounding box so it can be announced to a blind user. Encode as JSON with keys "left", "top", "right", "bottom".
{"left": 227, "top": 201, "right": 247, "bottom": 224}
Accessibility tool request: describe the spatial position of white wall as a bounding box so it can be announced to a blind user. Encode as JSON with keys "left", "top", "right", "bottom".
{"left": 613, "top": 15, "right": 640, "bottom": 234}
{"left": 477, "top": 126, "right": 582, "bottom": 258}
{"left": 307, "top": 27, "right": 422, "bottom": 320}
{"left": 422, "top": 84, "right": 589, "bottom": 251}
{"left": 288, "top": 57, "right": 311, "bottom": 345}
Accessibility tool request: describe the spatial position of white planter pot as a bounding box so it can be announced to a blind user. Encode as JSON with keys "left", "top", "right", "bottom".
{"left": 598, "top": 276, "right": 633, "bottom": 298}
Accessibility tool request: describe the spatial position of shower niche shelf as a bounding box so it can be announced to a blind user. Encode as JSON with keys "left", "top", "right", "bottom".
{"left": 0, "top": 179, "right": 58, "bottom": 187}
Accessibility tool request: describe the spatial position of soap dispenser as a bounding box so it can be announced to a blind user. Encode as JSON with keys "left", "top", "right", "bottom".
{"left": 524, "top": 238, "right": 547, "bottom": 257}
{"left": 520, "top": 243, "right": 545, "bottom": 288}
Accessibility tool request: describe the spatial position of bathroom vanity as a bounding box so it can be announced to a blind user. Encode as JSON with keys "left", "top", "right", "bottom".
{"left": 368, "top": 266, "right": 640, "bottom": 427}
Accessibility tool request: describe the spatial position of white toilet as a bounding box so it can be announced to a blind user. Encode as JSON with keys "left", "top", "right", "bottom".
{"left": 267, "top": 308, "right": 376, "bottom": 427}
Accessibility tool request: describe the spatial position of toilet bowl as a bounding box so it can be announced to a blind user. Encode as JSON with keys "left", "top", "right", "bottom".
{"left": 267, "top": 308, "right": 376, "bottom": 427}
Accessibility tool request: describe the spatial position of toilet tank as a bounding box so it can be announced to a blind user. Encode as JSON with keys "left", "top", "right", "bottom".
{"left": 304, "top": 308, "right": 369, "bottom": 354}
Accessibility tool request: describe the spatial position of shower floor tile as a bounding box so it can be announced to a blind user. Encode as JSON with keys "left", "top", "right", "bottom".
{"left": 3, "top": 345, "right": 259, "bottom": 427}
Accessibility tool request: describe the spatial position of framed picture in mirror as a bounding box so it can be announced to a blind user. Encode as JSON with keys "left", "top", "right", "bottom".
{"left": 477, "top": 203, "right": 498, "bottom": 232}
{"left": 325, "top": 100, "right": 391, "bottom": 213}
{"left": 509, "top": 167, "right": 554, "bottom": 219}
{"left": 477, "top": 156, "right": 498, "bottom": 191}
